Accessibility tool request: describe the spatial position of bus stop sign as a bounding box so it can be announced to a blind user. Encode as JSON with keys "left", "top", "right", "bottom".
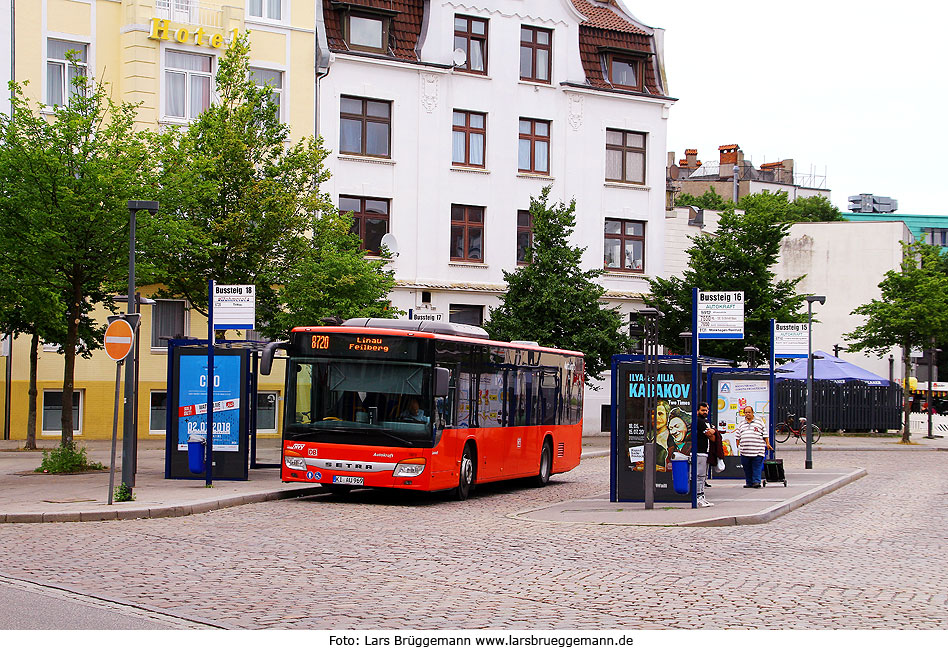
{"left": 104, "top": 319, "right": 134, "bottom": 361}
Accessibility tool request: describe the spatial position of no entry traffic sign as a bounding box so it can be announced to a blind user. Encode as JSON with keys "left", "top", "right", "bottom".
{"left": 104, "top": 319, "right": 134, "bottom": 361}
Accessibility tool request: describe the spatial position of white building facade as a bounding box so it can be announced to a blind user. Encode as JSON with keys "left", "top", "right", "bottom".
{"left": 315, "top": 0, "right": 673, "bottom": 431}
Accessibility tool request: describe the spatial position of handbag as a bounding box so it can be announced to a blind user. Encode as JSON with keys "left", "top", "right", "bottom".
{"left": 715, "top": 458, "right": 726, "bottom": 473}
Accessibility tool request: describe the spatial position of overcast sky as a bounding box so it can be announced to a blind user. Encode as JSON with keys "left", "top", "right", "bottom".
{"left": 626, "top": 1, "right": 947, "bottom": 215}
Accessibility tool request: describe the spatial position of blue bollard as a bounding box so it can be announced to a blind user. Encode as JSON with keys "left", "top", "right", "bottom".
{"left": 187, "top": 434, "right": 206, "bottom": 474}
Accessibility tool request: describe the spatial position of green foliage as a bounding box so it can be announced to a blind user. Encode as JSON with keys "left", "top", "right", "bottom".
{"left": 845, "top": 242, "right": 948, "bottom": 441}
{"left": 0, "top": 55, "right": 153, "bottom": 445}
{"left": 484, "top": 187, "right": 631, "bottom": 381}
{"left": 675, "top": 187, "right": 731, "bottom": 210}
{"left": 35, "top": 443, "right": 104, "bottom": 474}
{"left": 113, "top": 482, "right": 134, "bottom": 502}
{"left": 647, "top": 193, "right": 807, "bottom": 360}
{"left": 141, "top": 33, "right": 396, "bottom": 339}
{"left": 675, "top": 188, "right": 842, "bottom": 224}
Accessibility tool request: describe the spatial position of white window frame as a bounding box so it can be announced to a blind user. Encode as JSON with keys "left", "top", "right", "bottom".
{"left": 41, "top": 389, "right": 83, "bottom": 435}
{"left": 256, "top": 391, "right": 280, "bottom": 433}
{"left": 156, "top": 0, "right": 198, "bottom": 23}
{"left": 161, "top": 47, "right": 215, "bottom": 124}
{"left": 151, "top": 299, "right": 189, "bottom": 351}
{"left": 45, "top": 37, "right": 89, "bottom": 108}
{"left": 249, "top": 66, "right": 285, "bottom": 122}
{"left": 247, "top": 0, "right": 285, "bottom": 23}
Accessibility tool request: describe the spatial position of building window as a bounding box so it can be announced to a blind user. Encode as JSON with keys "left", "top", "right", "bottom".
{"left": 42, "top": 390, "right": 81, "bottom": 434}
{"left": 604, "top": 219, "right": 645, "bottom": 272}
{"left": 605, "top": 129, "right": 646, "bottom": 184}
{"left": 605, "top": 53, "right": 642, "bottom": 91}
{"left": 518, "top": 119, "right": 550, "bottom": 175}
{"left": 249, "top": 67, "right": 283, "bottom": 118}
{"left": 47, "top": 39, "right": 87, "bottom": 107}
{"left": 150, "top": 391, "right": 167, "bottom": 433}
{"left": 344, "top": 13, "right": 389, "bottom": 53}
{"left": 517, "top": 210, "right": 534, "bottom": 265}
{"left": 454, "top": 15, "right": 488, "bottom": 74}
{"left": 165, "top": 50, "right": 212, "bottom": 120}
{"left": 451, "top": 205, "right": 484, "bottom": 262}
{"left": 257, "top": 391, "right": 279, "bottom": 432}
{"left": 339, "top": 196, "right": 390, "bottom": 256}
{"left": 157, "top": 0, "right": 196, "bottom": 23}
{"left": 450, "top": 304, "right": 484, "bottom": 326}
{"left": 452, "top": 110, "right": 486, "bottom": 167}
{"left": 152, "top": 300, "right": 186, "bottom": 348}
{"left": 923, "top": 228, "right": 948, "bottom": 246}
{"left": 248, "top": 0, "right": 281, "bottom": 21}
{"left": 520, "top": 26, "right": 551, "bottom": 83}
{"left": 340, "top": 96, "right": 391, "bottom": 158}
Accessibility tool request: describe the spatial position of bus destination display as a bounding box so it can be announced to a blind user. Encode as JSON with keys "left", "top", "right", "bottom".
{"left": 295, "top": 332, "right": 421, "bottom": 360}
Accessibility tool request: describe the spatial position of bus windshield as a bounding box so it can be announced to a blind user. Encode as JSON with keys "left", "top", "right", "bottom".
{"left": 286, "top": 357, "right": 433, "bottom": 446}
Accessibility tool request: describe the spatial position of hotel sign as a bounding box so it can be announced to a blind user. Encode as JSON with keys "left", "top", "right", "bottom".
{"left": 148, "top": 17, "right": 238, "bottom": 49}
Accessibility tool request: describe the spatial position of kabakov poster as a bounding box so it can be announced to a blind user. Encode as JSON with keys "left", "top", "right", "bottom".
{"left": 616, "top": 362, "right": 693, "bottom": 502}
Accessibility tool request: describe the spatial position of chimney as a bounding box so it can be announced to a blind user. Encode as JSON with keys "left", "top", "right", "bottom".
{"left": 719, "top": 144, "right": 743, "bottom": 178}
{"left": 678, "top": 148, "right": 700, "bottom": 170}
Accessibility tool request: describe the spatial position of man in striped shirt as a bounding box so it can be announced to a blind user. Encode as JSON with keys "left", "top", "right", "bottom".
{"left": 734, "top": 406, "right": 771, "bottom": 488}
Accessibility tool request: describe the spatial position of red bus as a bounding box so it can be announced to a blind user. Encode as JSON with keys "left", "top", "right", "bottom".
{"left": 261, "top": 318, "right": 584, "bottom": 499}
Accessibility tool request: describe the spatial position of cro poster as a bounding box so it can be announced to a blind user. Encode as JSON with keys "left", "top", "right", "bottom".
{"left": 176, "top": 354, "right": 241, "bottom": 452}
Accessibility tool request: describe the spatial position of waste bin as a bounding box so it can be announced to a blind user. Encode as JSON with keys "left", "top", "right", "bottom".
{"left": 671, "top": 452, "right": 689, "bottom": 494}
{"left": 188, "top": 434, "right": 206, "bottom": 474}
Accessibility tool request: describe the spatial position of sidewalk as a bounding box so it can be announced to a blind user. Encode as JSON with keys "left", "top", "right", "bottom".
{"left": 0, "top": 434, "right": 942, "bottom": 525}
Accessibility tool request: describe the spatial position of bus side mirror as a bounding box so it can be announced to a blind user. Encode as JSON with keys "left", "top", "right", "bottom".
{"left": 261, "top": 341, "right": 288, "bottom": 375}
{"left": 434, "top": 367, "right": 450, "bottom": 397}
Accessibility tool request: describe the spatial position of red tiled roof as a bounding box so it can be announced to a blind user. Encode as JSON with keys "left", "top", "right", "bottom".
{"left": 570, "top": 0, "right": 649, "bottom": 35}
{"left": 323, "top": 0, "right": 424, "bottom": 62}
{"left": 577, "top": 26, "right": 659, "bottom": 93}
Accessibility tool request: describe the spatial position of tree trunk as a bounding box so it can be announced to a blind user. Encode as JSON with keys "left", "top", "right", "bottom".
{"left": 60, "top": 290, "right": 82, "bottom": 448}
{"left": 902, "top": 348, "right": 912, "bottom": 443}
{"left": 25, "top": 331, "right": 38, "bottom": 450}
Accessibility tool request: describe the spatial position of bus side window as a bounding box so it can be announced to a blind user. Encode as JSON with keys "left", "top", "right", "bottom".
{"left": 457, "top": 371, "right": 474, "bottom": 428}
{"left": 539, "top": 369, "right": 560, "bottom": 425}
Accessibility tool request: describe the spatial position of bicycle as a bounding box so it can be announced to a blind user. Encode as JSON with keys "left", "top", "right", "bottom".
{"left": 775, "top": 413, "right": 821, "bottom": 444}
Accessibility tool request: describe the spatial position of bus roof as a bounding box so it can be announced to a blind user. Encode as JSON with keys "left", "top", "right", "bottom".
{"left": 291, "top": 321, "right": 584, "bottom": 358}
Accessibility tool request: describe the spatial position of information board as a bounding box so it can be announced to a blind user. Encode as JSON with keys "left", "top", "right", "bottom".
{"left": 710, "top": 372, "right": 771, "bottom": 479}
{"left": 698, "top": 291, "right": 744, "bottom": 340}
{"left": 213, "top": 284, "right": 255, "bottom": 330}
{"left": 774, "top": 322, "right": 808, "bottom": 358}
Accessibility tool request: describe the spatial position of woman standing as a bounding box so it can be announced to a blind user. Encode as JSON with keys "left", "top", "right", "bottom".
{"left": 734, "top": 406, "right": 771, "bottom": 488}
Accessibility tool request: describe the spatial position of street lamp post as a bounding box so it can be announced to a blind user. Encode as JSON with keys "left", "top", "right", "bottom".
{"left": 640, "top": 307, "right": 663, "bottom": 510}
{"left": 123, "top": 200, "right": 159, "bottom": 489}
{"left": 743, "top": 345, "right": 760, "bottom": 368}
{"left": 805, "top": 295, "right": 826, "bottom": 469}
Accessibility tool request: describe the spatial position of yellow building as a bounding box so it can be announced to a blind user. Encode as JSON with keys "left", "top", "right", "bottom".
{"left": 1, "top": 0, "right": 315, "bottom": 441}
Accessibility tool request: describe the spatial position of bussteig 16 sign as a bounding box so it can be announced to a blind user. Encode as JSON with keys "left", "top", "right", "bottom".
{"left": 697, "top": 291, "right": 744, "bottom": 340}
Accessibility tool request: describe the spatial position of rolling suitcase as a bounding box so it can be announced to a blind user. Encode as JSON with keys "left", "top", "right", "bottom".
{"left": 762, "top": 458, "right": 787, "bottom": 487}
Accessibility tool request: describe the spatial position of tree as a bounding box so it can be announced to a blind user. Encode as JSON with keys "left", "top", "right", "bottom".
{"left": 845, "top": 242, "right": 948, "bottom": 442}
{"left": 647, "top": 192, "right": 808, "bottom": 360}
{"left": 675, "top": 187, "right": 730, "bottom": 210}
{"left": 785, "top": 195, "right": 842, "bottom": 223}
{"left": 484, "top": 186, "right": 631, "bottom": 382}
{"left": 141, "top": 33, "right": 395, "bottom": 338}
{"left": 0, "top": 63, "right": 153, "bottom": 446}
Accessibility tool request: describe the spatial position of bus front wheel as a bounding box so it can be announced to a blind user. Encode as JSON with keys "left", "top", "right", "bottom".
{"left": 532, "top": 440, "right": 553, "bottom": 487}
{"left": 454, "top": 444, "right": 476, "bottom": 500}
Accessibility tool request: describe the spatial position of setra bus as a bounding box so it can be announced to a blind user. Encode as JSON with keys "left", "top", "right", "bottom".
{"left": 261, "top": 318, "right": 585, "bottom": 499}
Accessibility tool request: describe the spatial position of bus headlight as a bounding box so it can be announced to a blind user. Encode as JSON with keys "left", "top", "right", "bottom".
{"left": 393, "top": 457, "right": 426, "bottom": 477}
{"left": 284, "top": 453, "right": 307, "bottom": 471}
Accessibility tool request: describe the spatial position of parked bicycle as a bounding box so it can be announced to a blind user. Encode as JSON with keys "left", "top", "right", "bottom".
{"left": 775, "top": 413, "right": 821, "bottom": 444}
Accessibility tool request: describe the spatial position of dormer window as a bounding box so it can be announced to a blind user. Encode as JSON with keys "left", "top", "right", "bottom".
{"left": 602, "top": 51, "right": 645, "bottom": 91}
{"left": 346, "top": 13, "right": 388, "bottom": 52}
{"left": 333, "top": 2, "right": 395, "bottom": 55}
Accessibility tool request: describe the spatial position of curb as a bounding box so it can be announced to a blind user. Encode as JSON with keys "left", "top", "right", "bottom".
{"left": 1, "top": 485, "right": 328, "bottom": 524}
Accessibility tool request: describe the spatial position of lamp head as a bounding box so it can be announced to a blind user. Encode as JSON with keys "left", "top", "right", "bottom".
{"left": 806, "top": 295, "right": 826, "bottom": 306}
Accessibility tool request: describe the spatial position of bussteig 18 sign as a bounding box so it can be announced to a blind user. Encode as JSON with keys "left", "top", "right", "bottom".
{"left": 213, "top": 284, "right": 255, "bottom": 330}
{"left": 697, "top": 291, "right": 744, "bottom": 340}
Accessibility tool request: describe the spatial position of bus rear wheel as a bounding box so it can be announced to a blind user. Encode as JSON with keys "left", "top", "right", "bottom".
{"left": 453, "top": 443, "right": 476, "bottom": 500}
{"left": 532, "top": 440, "right": 553, "bottom": 487}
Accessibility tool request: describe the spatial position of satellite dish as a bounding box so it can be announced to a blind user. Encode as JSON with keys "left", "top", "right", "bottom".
{"left": 380, "top": 233, "right": 399, "bottom": 258}
{"left": 452, "top": 48, "right": 467, "bottom": 67}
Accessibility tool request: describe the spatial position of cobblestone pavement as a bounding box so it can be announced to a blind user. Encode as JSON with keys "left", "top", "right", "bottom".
{"left": 1, "top": 448, "right": 946, "bottom": 630}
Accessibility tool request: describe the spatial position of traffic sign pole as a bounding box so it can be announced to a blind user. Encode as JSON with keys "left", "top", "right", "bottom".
{"left": 104, "top": 317, "right": 135, "bottom": 504}
{"left": 108, "top": 359, "right": 124, "bottom": 505}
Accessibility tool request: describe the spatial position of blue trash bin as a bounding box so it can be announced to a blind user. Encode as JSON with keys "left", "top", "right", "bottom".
{"left": 187, "top": 434, "right": 206, "bottom": 474}
{"left": 671, "top": 456, "right": 690, "bottom": 495}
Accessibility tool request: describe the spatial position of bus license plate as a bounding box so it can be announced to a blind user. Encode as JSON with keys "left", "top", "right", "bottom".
{"left": 333, "top": 476, "right": 364, "bottom": 486}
